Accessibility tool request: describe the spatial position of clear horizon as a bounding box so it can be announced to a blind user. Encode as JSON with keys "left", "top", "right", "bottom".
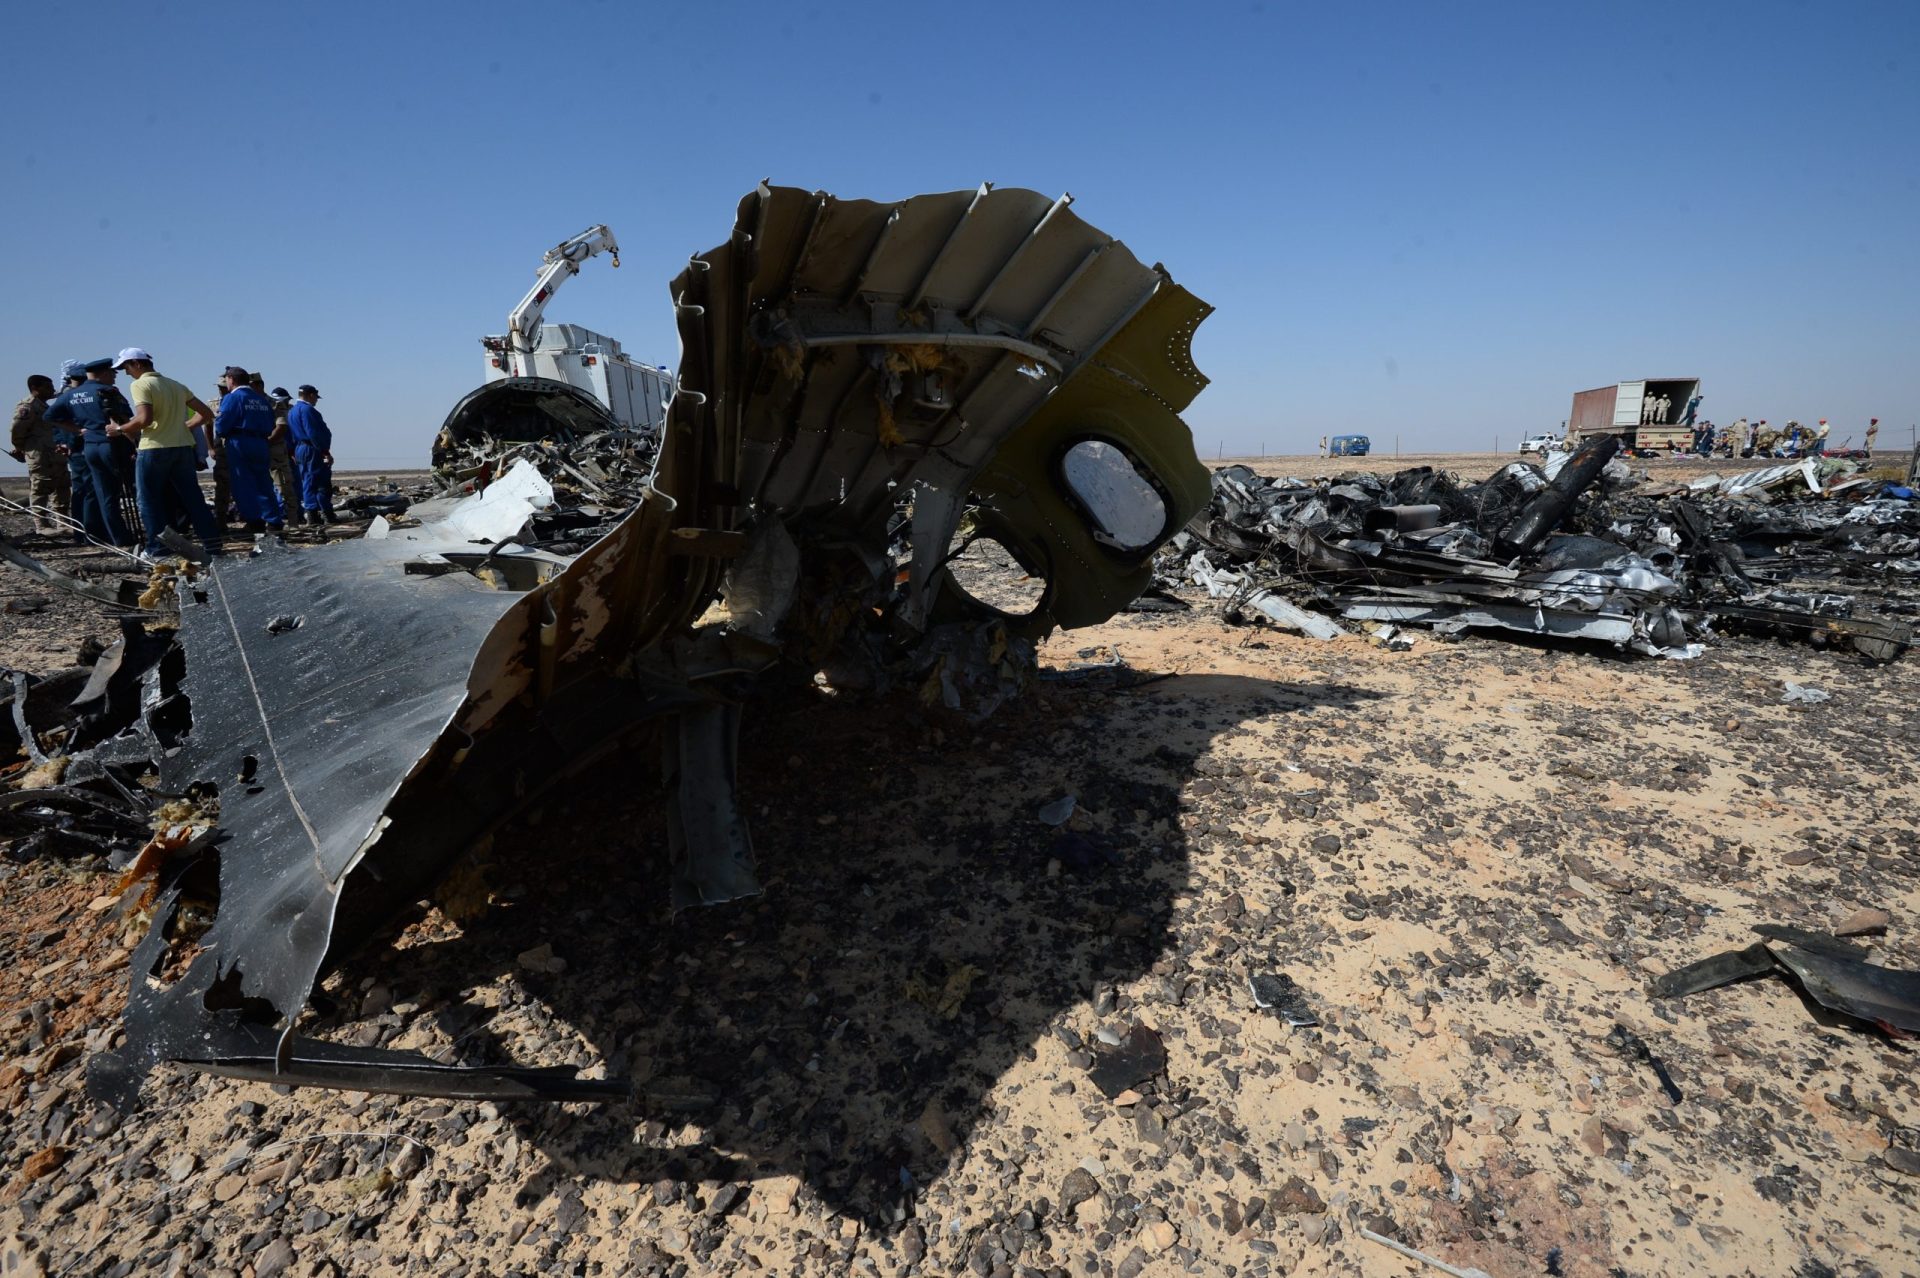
{"left": 3, "top": 0, "right": 1913, "bottom": 475}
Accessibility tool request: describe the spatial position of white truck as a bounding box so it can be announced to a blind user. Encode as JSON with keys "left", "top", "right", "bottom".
{"left": 477, "top": 225, "right": 674, "bottom": 437}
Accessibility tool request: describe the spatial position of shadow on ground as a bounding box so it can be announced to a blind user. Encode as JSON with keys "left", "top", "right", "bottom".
{"left": 341, "top": 671, "right": 1379, "bottom": 1227}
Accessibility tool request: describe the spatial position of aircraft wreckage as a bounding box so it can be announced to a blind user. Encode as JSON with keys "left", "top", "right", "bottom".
{"left": 2, "top": 184, "right": 1216, "bottom": 1108}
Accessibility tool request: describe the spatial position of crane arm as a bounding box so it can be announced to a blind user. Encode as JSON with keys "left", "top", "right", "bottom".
{"left": 506, "top": 224, "right": 621, "bottom": 354}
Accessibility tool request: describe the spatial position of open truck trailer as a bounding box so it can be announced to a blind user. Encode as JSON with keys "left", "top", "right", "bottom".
{"left": 1569, "top": 378, "right": 1702, "bottom": 449}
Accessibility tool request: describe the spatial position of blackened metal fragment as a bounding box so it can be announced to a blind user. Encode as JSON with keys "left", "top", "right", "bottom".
{"left": 1493, "top": 434, "right": 1621, "bottom": 559}
{"left": 1604, "top": 1023, "right": 1683, "bottom": 1104}
{"left": 1086, "top": 1023, "right": 1167, "bottom": 1099}
{"left": 1750, "top": 925, "right": 1872, "bottom": 960}
{"left": 1248, "top": 972, "right": 1319, "bottom": 1026}
{"left": 1768, "top": 945, "right": 1920, "bottom": 1037}
{"left": 1653, "top": 937, "right": 1920, "bottom": 1037}
{"left": 1650, "top": 943, "right": 1778, "bottom": 998}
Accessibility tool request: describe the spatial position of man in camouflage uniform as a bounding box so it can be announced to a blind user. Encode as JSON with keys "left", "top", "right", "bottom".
{"left": 249, "top": 374, "right": 301, "bottom": 516}
{"left": 9, "top": 374, "right": 70, "bottom": 534}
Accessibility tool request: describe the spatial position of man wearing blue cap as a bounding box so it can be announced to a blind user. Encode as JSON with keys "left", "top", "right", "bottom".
{"left": 114, "top": 348, "right": 221, "bottom": 559}
{"left": 213, "top": 365, "right": 284, "bottom": 532}
{"left": 43, "top": 361, "right": 101, "bottom": 542}
{"left": 41, "top": 358, "right": 135, "bottom": 546}
{"left": 287, "top": 384, "right": 337, "bottom": 524}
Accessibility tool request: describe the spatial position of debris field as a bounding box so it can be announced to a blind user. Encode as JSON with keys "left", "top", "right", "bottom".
{"left": 6, "top": 451, "right": 1920, "bottom": 1276}
{"left": 2, "top": 178, "right": 1918, "bottom": 1276}
{"left": 1170, "top": 440, "right": 1920, "bottom": 663}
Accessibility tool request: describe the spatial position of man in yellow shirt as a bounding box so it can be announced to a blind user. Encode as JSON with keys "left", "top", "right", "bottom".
{"left": 112, "top": 347, "right": 221, "bottom": 559}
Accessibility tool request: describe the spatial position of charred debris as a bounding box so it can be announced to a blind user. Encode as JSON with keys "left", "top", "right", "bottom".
{"left": 1171, "top": 436, "right": 1918, "bottom": 662}
{"left": 1655, "top": 924, "right": 1920, "bottom": 1039}
{"left": 1, "top": 184, "right": 1217, "bottom": 1108}
{"left": 6, "top": 185, "right": 1918, "bottom": 1117}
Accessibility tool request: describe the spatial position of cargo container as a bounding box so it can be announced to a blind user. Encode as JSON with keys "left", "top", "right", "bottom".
{"left": 1568, "top": 378, "right": 1702, "bottom": 450}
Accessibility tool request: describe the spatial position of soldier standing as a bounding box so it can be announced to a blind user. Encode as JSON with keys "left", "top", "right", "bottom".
{"left": 248, "top": 374, "right": 301, "bottom": 512}
{"left": 9, "top": 375, "right": 70, "bottom": 535}
{"left": 269, "top": 385, "right": 301, "bottom": 511}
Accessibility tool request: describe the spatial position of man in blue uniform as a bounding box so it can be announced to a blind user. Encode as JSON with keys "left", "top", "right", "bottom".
{"left": 44, "top": 361, "right": 101, "bottom": 543}
{"left": 213, "top": 365, "right": 284, "bottom": 532}
{"left": 286, "top": 384, "right": 338, "bottom": 525}
{"left": 42, "top": 358, "right": 136, "bottom": 547}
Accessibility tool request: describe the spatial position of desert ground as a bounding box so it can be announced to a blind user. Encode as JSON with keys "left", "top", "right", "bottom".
{"left": 2, "top": 451, "right": 1917, "bottom": 1278}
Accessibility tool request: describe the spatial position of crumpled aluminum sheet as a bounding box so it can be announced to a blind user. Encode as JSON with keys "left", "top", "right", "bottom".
{"left": 80, "top": 183, "right": 1217, "bottom": 1110}
{"left": 91, "top": 473, "right": 663, "bottom": 1108}
{"left": 1170, "top": 440, "right": 1913, "bottom": 661}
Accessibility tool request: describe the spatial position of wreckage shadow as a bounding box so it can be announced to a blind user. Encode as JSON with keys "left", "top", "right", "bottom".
{"left": 374, "top": 671, "right": 1373, "bottom": 1226}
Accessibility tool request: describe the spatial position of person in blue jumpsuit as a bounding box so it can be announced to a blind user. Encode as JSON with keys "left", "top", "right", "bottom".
{"left": 41, "top": 358, "right": 135, "bottom": 546}
{"left": 42, "top": 361, "right": 100, "bottom": 543}
{"left": 286, "top": 384, "right": 338, "bottom": 524}
{"left": 213, "top": 365, "right": 285, "bottom": 531}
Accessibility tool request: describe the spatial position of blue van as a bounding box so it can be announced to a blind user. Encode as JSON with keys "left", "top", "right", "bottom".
{"left": 1328, "top": 434, "right": 1371, "bottom": 457}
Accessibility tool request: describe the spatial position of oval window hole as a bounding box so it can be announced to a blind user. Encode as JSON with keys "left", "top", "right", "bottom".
{"left": 1061, "top": 440, "right": 1166, "bottom": 550}
{"left": 945, "top": 528, "right": 1046, "bottom": 617}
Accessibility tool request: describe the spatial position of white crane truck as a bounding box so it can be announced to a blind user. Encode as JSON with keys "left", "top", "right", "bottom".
{"left": 477, "top": 225, "right": 673, "bottom": 436}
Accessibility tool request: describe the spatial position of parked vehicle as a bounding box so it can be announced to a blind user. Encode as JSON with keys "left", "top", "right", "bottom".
{"left": 1328, "top": 434, "right": 1370, "bottom": 457}
{"left": 475, "top": 224, "right": 674, "bottom": 437}
{"left": 1568, "top": 378, "right": 1702, "bottom": 450}
{"left": 1519, "top": 434, "right": 1559, "bottom": 455}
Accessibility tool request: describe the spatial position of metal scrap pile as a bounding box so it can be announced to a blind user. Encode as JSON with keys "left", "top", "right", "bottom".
{"left": 427, "top": 379, "right": 662, "bottom": 551}
{"left": 1169, "top": 436, "right": 1918, "bottom": 661}
{"left": 3, "top": 183, "right": 1215, "bottom": 1109}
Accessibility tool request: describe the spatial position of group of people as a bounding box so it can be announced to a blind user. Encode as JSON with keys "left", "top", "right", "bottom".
{"left": 8, "top": 351, "right": 337, "bottom": 559}
{"left": 1672, "top": 416, "right": 1881, "bottom": 459}
{"left": 1640, "top": 391, "right": 1704, "bottom": 427}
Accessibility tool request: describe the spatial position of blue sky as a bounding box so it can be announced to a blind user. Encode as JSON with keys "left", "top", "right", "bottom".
{"left": 3, "top": 0, "right": 1914, "bottom": 472}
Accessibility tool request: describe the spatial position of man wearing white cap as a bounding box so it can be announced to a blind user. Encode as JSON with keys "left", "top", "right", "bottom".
{"left": 112, "top": 347, "right": 221, "bottom": 559}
